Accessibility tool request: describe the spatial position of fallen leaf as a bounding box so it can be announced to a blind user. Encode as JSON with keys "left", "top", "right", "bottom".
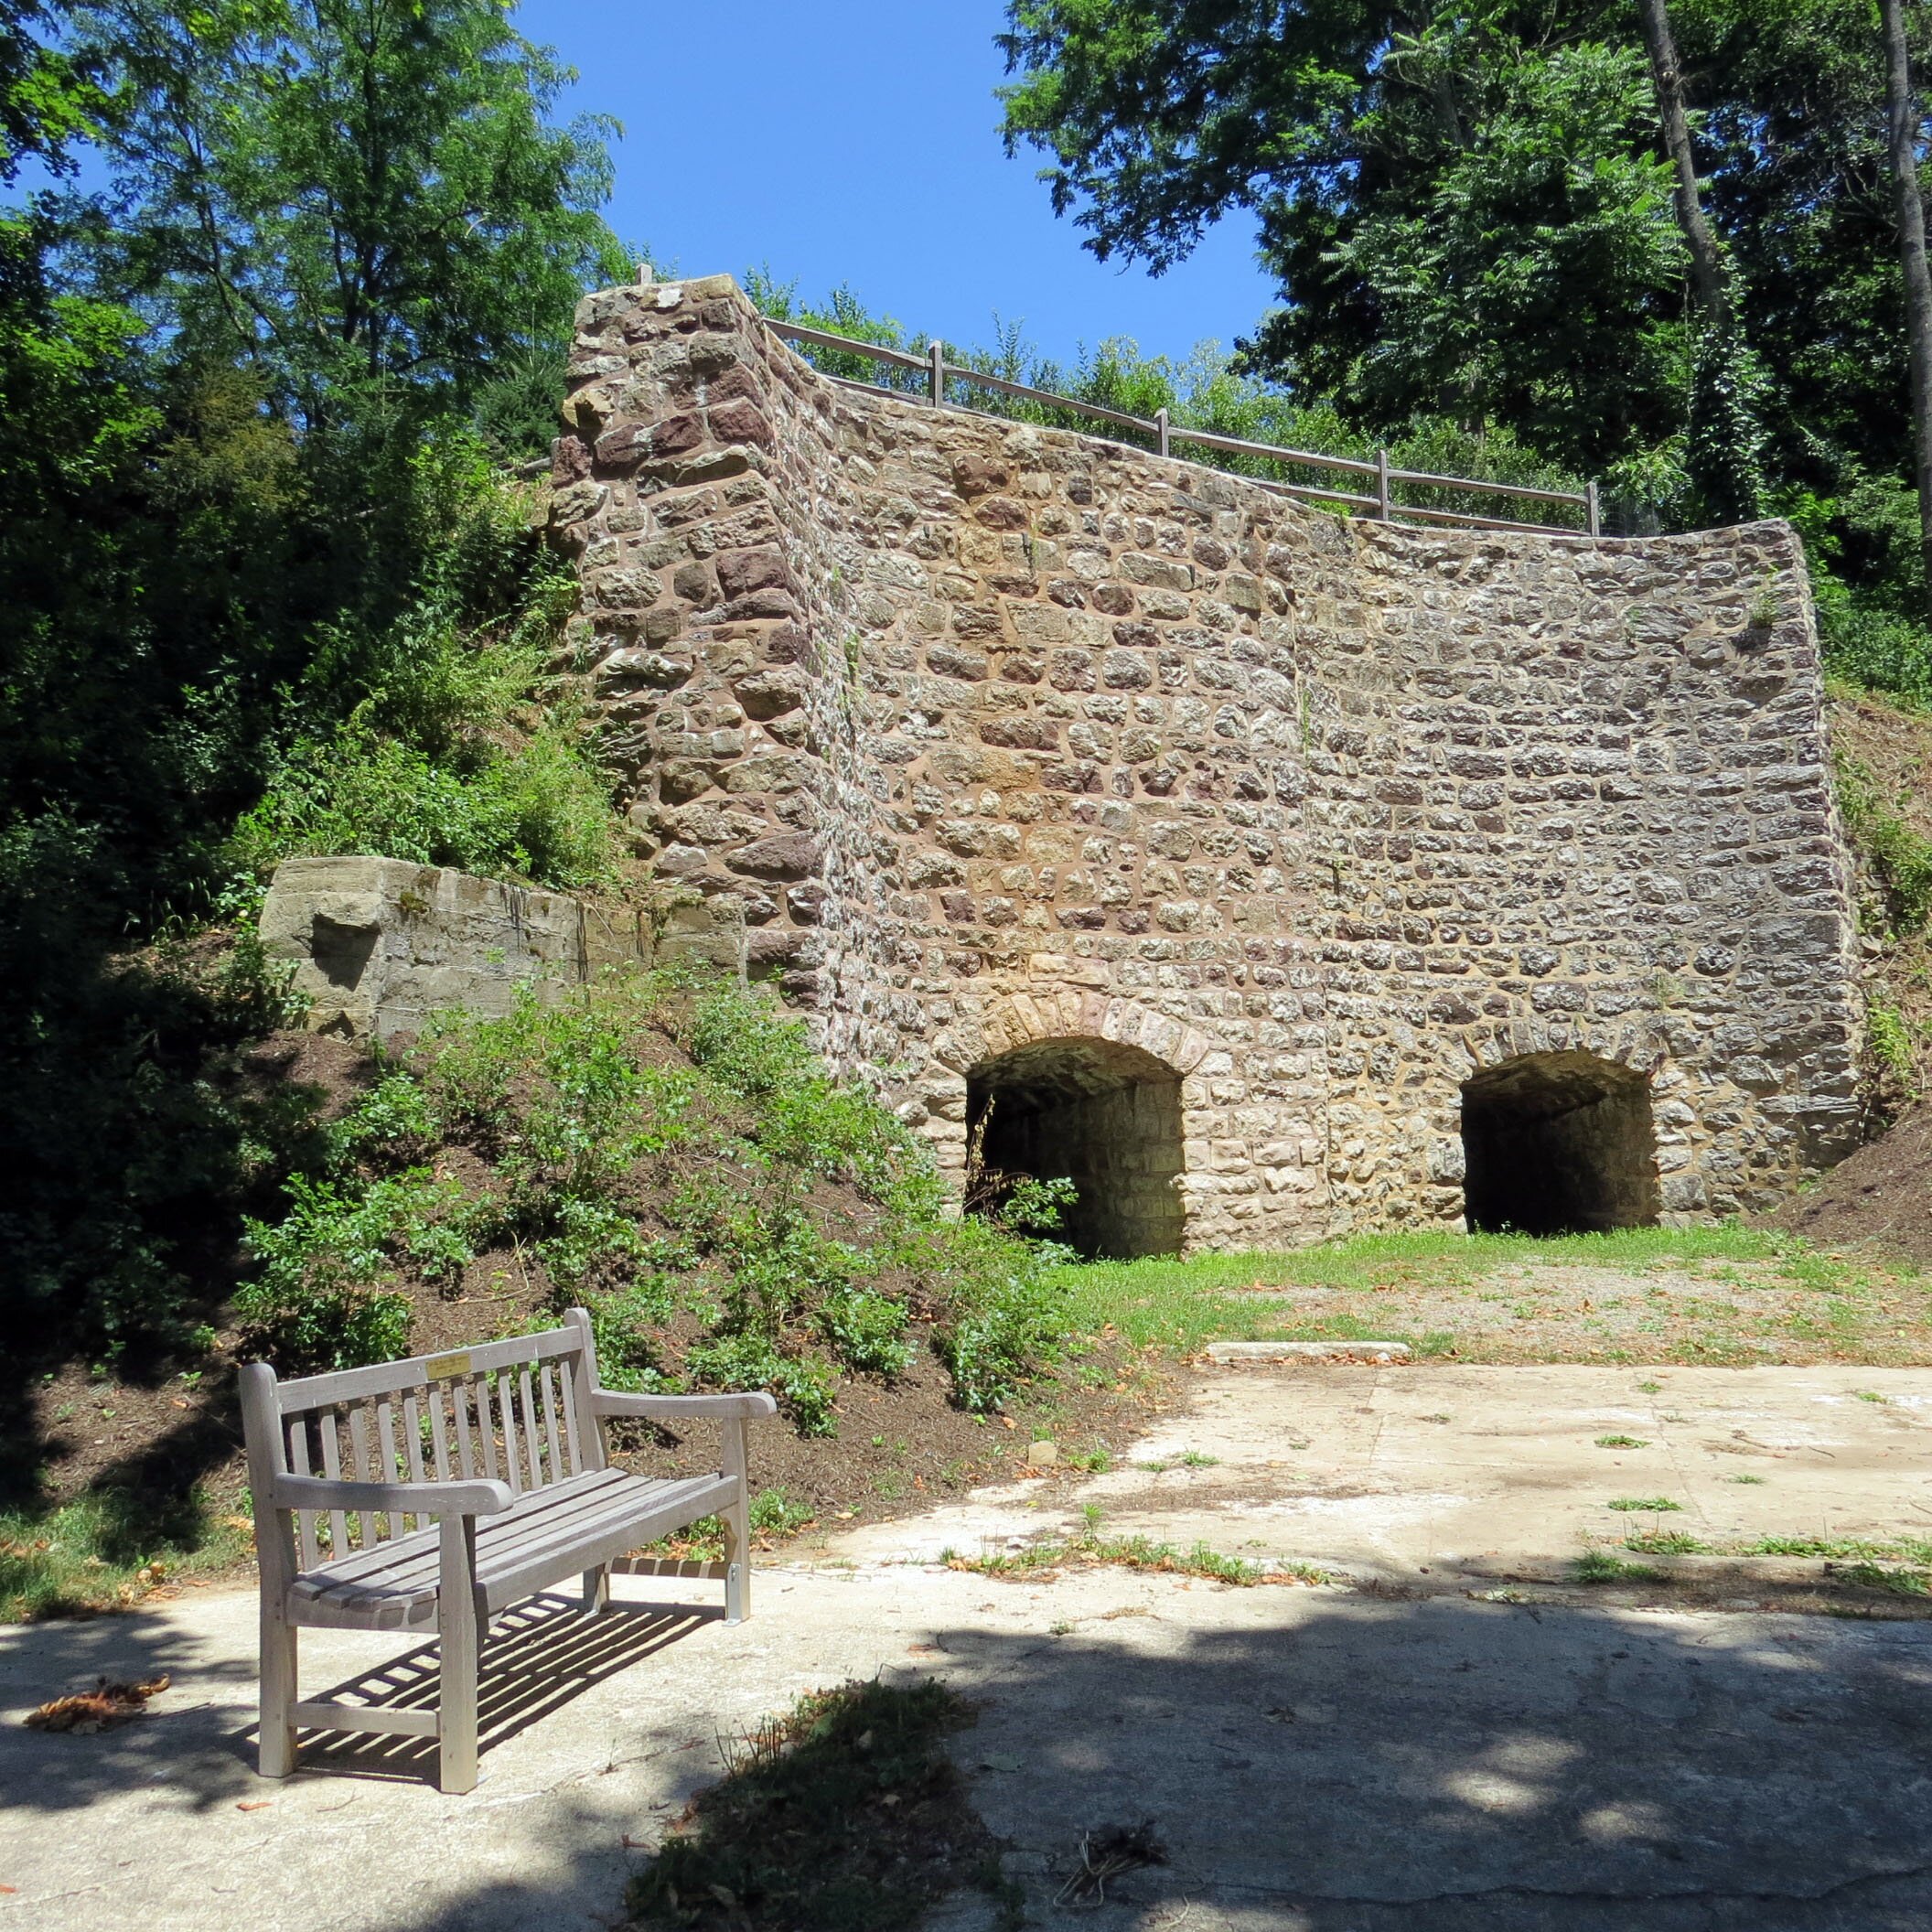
{"left": 236, "top": 1800, "right": 274, "bottom": 1812}
{"left": 25, "top": 1674, "right": 170, "bottom": 1733}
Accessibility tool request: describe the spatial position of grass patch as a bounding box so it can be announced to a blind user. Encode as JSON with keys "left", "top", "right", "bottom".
{"left": 1048, "top": 1225, "right": 1895, "bottom": 1364}
{"left": 628, "top": 1678, "right": 1004, "bottom": 1932}
{"left": 1594, "top": 1435, "right": 1649, "bottom": 1449}
{"left": 1623, "top": 1528, "right": 1707, "bottom": 1555}
{"left": 1743, "top": 1533, "right": 1932, "bottom": 1562}
{"left": 0, "top": 1490, "right": 253, "bottom": 1622}
{"left": 941, "top": 1513, "right": 1326, "bottom": 1589}
{"left": 1572, "top": 1551, "right": 1663, "bottom": 1584}
{"left": 1606, "top": 1497, "right": 1684, "bottom": 1513}
{"left": 1834, "top": 1562, "right": 1931, "bottom": 1596}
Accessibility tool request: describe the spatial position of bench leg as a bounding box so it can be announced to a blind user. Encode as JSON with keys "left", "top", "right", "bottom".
{"left": 438, "top": 1516, "right": 481, "bottom": 1795}
{"left": 583, "top": 1564, "right": 609, "bottom": 1614}
{"left": 258, "top": 1599, "right": 298, "bottom": 1779}
{"left": 722, "top": 1488, "right": 750, "bottom": 1625}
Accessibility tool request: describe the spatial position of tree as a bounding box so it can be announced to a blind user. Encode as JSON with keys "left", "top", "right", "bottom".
{"left": 78, "top": 0, "right": 627, "bottom": 432}
{"left": 1001, "top": 5, "right": 1694, "bottom": 476}
{"left": 1880, "top": 0, "right": 1932, "bottom": 613}
{"left": 1633, "top": 0, "right": 1726, "bottom": 323}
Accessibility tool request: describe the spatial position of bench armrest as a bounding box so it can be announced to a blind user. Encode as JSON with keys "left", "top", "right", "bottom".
{"left": 270, "top": 1475, "right": 515, "bottom": 1518}
{"left": 590, "top": 1390, "right": 778, "bottom": 1422}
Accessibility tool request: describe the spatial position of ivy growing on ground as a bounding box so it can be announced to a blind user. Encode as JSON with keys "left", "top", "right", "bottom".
{"left": 237, "top": 971, "right": 1074, "bottom": 1431}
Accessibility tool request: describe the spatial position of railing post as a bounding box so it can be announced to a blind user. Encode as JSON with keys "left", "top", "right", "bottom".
{"left": 1155, "top": 407, "right": 1170, "bottom": 459}
{"left": 928, "top": 339, "right": 945, "bottom": 409}
{"left": 1376, "top": 447, "right": 1391, "bottom": 521}
{"left": 1586, "top": 480, "right": 1601, "bottom": 539}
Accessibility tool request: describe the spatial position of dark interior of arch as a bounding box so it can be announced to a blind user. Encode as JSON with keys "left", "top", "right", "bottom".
{"left": 966, "top": 1036, "right": 1184, "bottom": 1259}
{"left": 1461, "top": 1051, "right": 1660, "bottom": 1236}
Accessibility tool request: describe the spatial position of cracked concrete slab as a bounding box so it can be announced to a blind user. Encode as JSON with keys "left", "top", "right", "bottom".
{"left": 825, "top": 1364, "right": 1932, "bottom": 1585}
{"left": 5, "top": 1361, "right": 1932, "bottom": 1931}
{"left": 3, "top": 1565, "right": 1930, "bottom": 1932}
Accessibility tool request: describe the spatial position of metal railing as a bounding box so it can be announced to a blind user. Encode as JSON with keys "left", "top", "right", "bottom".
{"left": 767, "top": 318, "right": 1599, "bottom": 539}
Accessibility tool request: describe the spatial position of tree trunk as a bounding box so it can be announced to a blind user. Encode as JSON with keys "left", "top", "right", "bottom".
{"left": 1881, "top": 0, "right": 1932, "bottom": 613}
{"left": 1633, "top": 0, "right": 1728, "bottom": 324}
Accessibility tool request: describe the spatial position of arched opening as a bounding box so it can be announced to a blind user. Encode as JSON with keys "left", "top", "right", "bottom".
{"left": 966, "top": 1036, "right": 1184, "bottom": 1258}
{"left": 1460, "top": 1051, "right": 1660, "bottom": 1236}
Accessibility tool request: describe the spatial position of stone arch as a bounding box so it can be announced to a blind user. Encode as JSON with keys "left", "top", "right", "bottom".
{"left": 935, "top": 986, "right": 1221, "bottom": 1083}
{"left": 1459, "top": 1047, "right": 1661, "bottom": 1236}
{"left": 930, "top": 988, "right": 1218, "bottom": 1256}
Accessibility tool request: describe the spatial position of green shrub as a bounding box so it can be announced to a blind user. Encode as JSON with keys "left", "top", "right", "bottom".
{"left": 236, "top": 971, "right": 1076, "bottom": 1423}
{"left": 236, "top": 1171, "right": 454, "bottom": 1370}
{"left": 225, "top": 531, "right": 618, "bottom": 898}
{"left": 816, "top": 1288, "right": 914, "bottom": 1378}
{"left": 685, "top": 1332, "right": 839, "bottom": 1436}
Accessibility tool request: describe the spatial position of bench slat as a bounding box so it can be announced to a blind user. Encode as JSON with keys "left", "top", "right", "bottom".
{"left": 347, "top": 1403, "right": 377, "bottom": 1549}
{"left": 285, "top": 1470, "right": 734, "bottom": 1629}
{"left": 375, "top": 1397, "right": 402, "bottom": 1541}
{"left": 276, "top": 1326, "right": 585, "bottom": 1416}
{"left": 296, "top": 1467, "right": 633, "bottom": 1592}
{"left": 317, "top": 1407, "right": 349, "bottom": 1558}
{"left": 557, "top": 1355, "right": 585, "bottom": 1476}
{"left": 286, "top": 1413, "right": 319, "bottom": 1571}
{"left": 519, "top": 1367, "right": 542, "bottom": 1490}
{"left": 496, "top": 1372, "right": 523, "bottom": 1499}
{"left": 539, "top": 1364, "right": 565, "bottom": 1484}
{"left": 472, "top": 1376, "right": 500, "bottom": 1486}
{"left": 454, "top": 1377, "right": 479, "bottom": 1481}
{"left": 428, "top": 1381, "right": 452, "bottom": 1483}
{"left": 402, "top": 1390, "right": 427, "bottom": 1488}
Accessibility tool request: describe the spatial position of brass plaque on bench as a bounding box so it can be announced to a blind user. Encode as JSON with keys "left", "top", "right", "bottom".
{"left": 424, "top": 1350, "right": 471, "bottom": 1379}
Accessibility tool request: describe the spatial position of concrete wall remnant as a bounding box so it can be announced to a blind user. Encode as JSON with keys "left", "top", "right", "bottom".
{"left": 549, "top": 270, "right": 1866, "bottom": 1250}
{"left": 260, "top": 857, "right": 593, "bottom": 1039}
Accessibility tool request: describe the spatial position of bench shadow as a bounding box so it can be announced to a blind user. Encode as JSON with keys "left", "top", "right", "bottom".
{"left": 292, "top": 1592, "right": 721, "bottom": 1784}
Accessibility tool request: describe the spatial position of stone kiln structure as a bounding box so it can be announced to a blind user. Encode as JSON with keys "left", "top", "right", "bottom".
{"left": 549, "top": 271, "right": 1863, "bottom": 1255}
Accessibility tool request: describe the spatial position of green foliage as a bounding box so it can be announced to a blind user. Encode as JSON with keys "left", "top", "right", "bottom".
{"left": 77, "top": 0, "right": 627, "bottom": 435}
{"left": 1865, "top": 1000, "right": 1919, "bottom": 1095}
{"left": 1572, "top": 1551, "right": 1662, "bottom": 1583}
{"left": 1685, "top": 317, "right": 1769, "bottom": 526}
{"left": 1834, "top": 754, "right": 1932, "bottom": 934}
{"left": 1000, "top": 1175, "right": 1078, "bottom": 1237}
{"left": 238, "top": 1172, "right": 445, "bottom": 1371}
{"left": 0, "top": 0, "right": 631, "bottom": 1381}
{"left": 240, "top": 973, "right": 1074, "bottom": 1419}
{"left": 997, "top": 0, "right": 1930, "bottom": 560}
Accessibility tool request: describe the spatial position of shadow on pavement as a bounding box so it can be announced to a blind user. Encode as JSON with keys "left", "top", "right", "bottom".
{"left": 5, "top": 1584, "right": 1931, "bottom": 1928}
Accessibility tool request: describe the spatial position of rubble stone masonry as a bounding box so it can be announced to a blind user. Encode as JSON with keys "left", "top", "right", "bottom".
{"left": 549, "top": 271, "right": 1863, "bottom": 1252}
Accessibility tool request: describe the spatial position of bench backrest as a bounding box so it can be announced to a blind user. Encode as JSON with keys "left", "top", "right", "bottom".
{"left": 252, "top": 1313, "right": 606, "bottom": 1568}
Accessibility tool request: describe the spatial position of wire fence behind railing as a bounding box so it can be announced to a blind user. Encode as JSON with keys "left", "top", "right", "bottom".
{"left": 766, "top": 317, "right": 1599, "bottom": 540}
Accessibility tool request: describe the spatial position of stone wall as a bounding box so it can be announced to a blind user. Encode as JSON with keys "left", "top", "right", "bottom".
{"left": 550, "top": 270, "right": 1864, "bottom": 1251}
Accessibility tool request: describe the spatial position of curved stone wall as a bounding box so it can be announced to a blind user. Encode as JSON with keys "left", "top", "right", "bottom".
{"left": 551, "top": 272, "right": 1863, "bottom": 1250}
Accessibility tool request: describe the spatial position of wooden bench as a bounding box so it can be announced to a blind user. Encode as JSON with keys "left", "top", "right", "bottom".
{"left": 238, "top": 1306, "right": 777, "bottom": 1792}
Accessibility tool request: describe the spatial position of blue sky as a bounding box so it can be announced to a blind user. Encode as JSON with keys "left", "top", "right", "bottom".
{"left": 517, "top": 0, "right": 1279, "bottom": 372}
